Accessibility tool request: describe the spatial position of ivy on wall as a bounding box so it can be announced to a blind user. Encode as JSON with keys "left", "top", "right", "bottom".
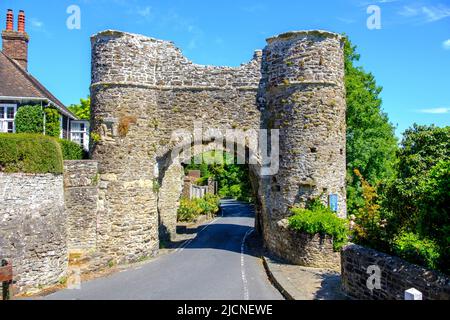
{"left": 44, "top": 107, "right": 61, "bottom": 138}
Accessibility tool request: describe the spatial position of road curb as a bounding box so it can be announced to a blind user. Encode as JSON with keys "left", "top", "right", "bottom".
{"left": 261, "top": 256, "right": 295, "bottom": 300}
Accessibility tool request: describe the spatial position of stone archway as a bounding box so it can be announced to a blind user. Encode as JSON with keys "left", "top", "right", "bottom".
{"left": 90, "top": 29, "right": 347, "bottom": 266}
{"left": 155, "top": 138, "right": 262, "bottom": 242}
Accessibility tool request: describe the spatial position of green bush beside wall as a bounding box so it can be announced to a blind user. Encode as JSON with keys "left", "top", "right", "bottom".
{"left": 58, "top": 139, "right": 87, "bottom": 160}
{"left": 288, "top": 199, "right": 349, "bottom": 251}
{"left": 0, "top": 133, "right": 63, "bottom": 174}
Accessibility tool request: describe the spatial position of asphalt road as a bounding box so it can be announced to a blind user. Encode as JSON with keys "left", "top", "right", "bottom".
{"left": 46, "top": 200, "right": 283, "bottom": 300}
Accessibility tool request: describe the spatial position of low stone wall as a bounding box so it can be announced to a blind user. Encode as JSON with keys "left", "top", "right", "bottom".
{"left": 0, "top": 173, "right": 67, "bottom": 293}
{"left": 64, "top": 161, "right": 99, "bottom": 253}
{"left": 266, "top": 220, "right": 341, "bottom": 271}
{"left": 341, "top": 244, "right": 450, "bottom": 300}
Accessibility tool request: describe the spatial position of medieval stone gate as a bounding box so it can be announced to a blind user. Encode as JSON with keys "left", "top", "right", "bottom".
{"left": 89, "top": 29, "right": 347, "bottom": 265}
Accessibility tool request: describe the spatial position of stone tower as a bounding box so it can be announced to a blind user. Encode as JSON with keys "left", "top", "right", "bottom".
{"left": 259, "top": 31, "right": 347, "bottom": 261}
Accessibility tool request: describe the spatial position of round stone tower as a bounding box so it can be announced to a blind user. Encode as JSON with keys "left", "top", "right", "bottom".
{"left": 90, "top": 31, "right": 161, "bottom": 263}
{"left": 260, "top": 31, "right": 347, "bottom": 263}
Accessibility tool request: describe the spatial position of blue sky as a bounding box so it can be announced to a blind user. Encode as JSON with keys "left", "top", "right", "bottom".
{"left": 2, "top": 0, "right": 449, "bottom": 137}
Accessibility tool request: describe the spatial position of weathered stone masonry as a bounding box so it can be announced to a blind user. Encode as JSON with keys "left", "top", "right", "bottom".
{"left": 341, "top": 244, "right": 450, "bottom": 300}
{"left": 64, "top": 160, "right": 99, "bottom": 253}
{"left": 89, "top": 29, "right": 347, "bottom": 267}
{"left": 259, "top": 31, "right": 347, "bottom": 267}
{"left": 0, "top": 173, "right": 67, "bottom": 293}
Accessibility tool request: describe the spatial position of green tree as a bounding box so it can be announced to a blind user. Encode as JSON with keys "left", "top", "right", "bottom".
{"left": 344, "top": 37, "right": 398, "bottom": 216}
{"left": 383, "top": 125, "right": 449, "bottom": 272}
{"left": 185, "top": 151, "right": 253, "bottom": 202}
{"left": 14, "top": 105, "right": 44, "bottom": 134}
{"left": 68, "top": 96, "right": 91, "bottom": 120}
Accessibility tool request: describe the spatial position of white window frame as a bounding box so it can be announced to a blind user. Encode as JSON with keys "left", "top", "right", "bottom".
{"left": 70, "top": 120, "right": 89, "bottom": 151}
{"left": 59, "top": 115, "right": 64, "bottom": 139}
{"left": 0, "top": 104, "right": 17, "bottom": 133}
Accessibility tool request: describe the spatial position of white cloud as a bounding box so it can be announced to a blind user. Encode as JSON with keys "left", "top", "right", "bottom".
{"left": 136, "top": 6, "right": 152, "bottom": 18}
{"left": 422, "top": 5, "right": 450, "bottom": 22}
{"left": 399, "top": 4, "right": 450, "bottom": 23}
{"left": 443, "top": 39, "right": 450, "bottom": 50}
{"left": 418, "top": 108, "right": 450, "bottom": 114}
{"left": 30, "top": 18, "right": 44, "bottom": 28}
{"left": 399, "top": 6, "right": 419, "bottom": 17}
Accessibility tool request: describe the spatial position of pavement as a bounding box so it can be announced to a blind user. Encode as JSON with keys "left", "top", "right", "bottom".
{"left": 262, "top": 255, "right": 348, "bottom": 300}
{"left": 44, "top": 200, "right": 283, "bottom": 300}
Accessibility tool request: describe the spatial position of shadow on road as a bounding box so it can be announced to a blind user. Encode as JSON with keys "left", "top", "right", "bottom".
{"left": 161, "top": 200, "right": 261, "bottom": 257}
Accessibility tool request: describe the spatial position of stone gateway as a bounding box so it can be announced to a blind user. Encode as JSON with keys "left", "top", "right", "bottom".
{"left": 89, "top": 29, "right": 347, "bottom": 265}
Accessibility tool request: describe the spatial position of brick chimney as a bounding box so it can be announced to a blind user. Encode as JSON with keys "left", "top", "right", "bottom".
{"left": 2, "top": 9, "right": 29, "bottom": 70}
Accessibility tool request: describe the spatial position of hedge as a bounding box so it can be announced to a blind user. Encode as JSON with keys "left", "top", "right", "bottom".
{"left": 58, "top": 139, "right": 87, "bottom": 160}
{"left": 0, "top": 133, "right": 63, "bottom": 174}
{"left": 14, "top": 105, "right": 45, "bottom": 134}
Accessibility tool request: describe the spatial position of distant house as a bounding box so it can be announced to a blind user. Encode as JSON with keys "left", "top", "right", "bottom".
{"left": 0, "top": 9, "right": 89, "bottom": 150}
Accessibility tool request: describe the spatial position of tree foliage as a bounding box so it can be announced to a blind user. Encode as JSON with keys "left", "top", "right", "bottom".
{"left": 185, "top": 151, "right": 253, "bottom": 202}
{"left": 14, "top": 105, "right": 45, "bottom": 134}
{"left": 352, "top": 169, "right": 388, "bottom": 250}
{"left": 344, "top": 37, "right": 398, "bottom": 216}
{"left": 68, "top": 96, "right": 91, "bottom": 120}
{"left": 383, "top": 125, "right": 450, "bottom": 273}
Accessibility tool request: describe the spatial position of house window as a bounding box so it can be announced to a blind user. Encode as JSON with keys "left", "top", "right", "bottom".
{"left": 0, "top": 104, "right": 17, "bottom": 133}
{"left": 70, "top": 121, "right": 89, "bottom": 151}
{"left": 59, "top": 115, "right": 63, "bottom": 139}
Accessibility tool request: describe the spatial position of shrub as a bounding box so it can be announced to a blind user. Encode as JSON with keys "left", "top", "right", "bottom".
{"left": 352, "top": 169, "right": 389, "bottom": 251}
{"left": 44, "top": 107, "right": 61, "bottom": 138}
{"left": 197, "top": 194, "right": 220, "bottom": 216}
{"left": 177, "top": 198, "right": 202, "bottom": 222}
{"left": 177, "top": 194, "right": 221, "bottom": 222}
{"left": 288, "top": 199, "right": 349, "bottom": 251}
{"left": 15, "top": 105, "right": 44, "bottom": 134}
{"left": 393, "top": 232, "right": 441, "bottom": 270}
{"left": 0, "top": 133, "right": 63, "bottom": 173}
{"left": 58, "top": 139, "right": 87, "bottom": 160}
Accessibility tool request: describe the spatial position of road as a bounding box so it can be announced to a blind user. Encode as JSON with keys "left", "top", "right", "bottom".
{"left": 46, "top": 200, "right": 283, "bottom": 300}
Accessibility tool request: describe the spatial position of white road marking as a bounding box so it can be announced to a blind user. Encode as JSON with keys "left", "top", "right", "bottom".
{"left": 241, "top": 228, "right": 254, "bottom": 301}
{"left": 175, "top": 217, "right": 220, "bottom": 253}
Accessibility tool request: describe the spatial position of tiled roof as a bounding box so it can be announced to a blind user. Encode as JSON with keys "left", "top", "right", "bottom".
{"left": 0, "top": 51, "right": 76, "bottom": 119}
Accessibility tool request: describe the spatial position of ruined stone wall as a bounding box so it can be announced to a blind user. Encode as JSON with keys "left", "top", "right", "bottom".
{"left": 341, "top": 244, "right": 450, "bottom": 300}
{"left": 158, "top": 159, "right": 184, "bottom": 241}
{"left": 0, "top": 173, "right": 67, "bottom": 293}
{"left": 90, "top": 29, "right": 347, "bottom": 265}
{"left": 267, "top": 219, "right": 341, "bottom": 271}
{"left": 259, "top": 31, "right": 347, "bottom": 258}
{"left": 90, "top": 30, "right": 262, "bottom": 260}
{"left": 64, "top": 160, "right": 99, "bottom": 252}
